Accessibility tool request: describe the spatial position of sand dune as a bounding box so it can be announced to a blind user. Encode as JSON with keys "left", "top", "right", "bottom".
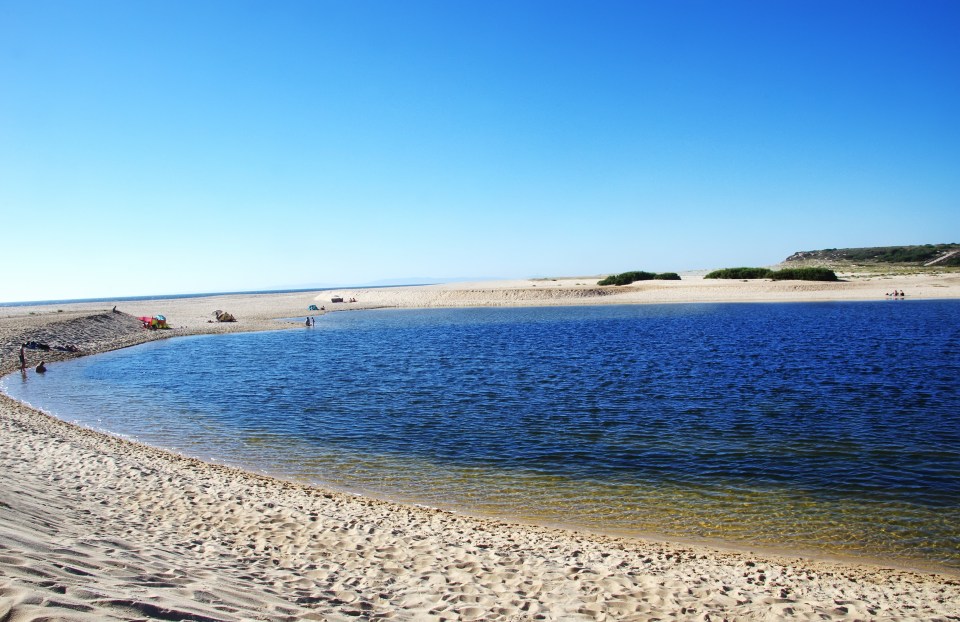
{"left": 2, "top": 274, "right": 959, "bottom": 620}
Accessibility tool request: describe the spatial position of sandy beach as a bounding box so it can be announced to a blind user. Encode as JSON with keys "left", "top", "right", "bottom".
{"left": 2, "top": 273, "right": 960, "bottom": 621}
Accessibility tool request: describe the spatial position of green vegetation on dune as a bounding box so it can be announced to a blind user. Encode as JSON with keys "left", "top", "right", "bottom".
{"left": 598, "top": 271, "right": 656, "bottom": 286}
{"left": 705, "top": 267, "right": 838, "bottom": 281}
{"left": 598, "top": 271, "right": 681, "bottom": 286}
{"left": 603, "top": 244, "right": 958, "bottom": 288}
{"left": 786, "top": 243, "right": 960, "bottom": 266}
{"left": 703, "top": 267, "right": 773, "bottom": 279}
{"left": 769, "top": 267, "right": 839, "bottom": 281}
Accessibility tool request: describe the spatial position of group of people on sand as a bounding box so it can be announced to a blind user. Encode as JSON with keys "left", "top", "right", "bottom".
{"left": 886, "top": 290, "right": 906, "bottom": 298}
{"left": 18, "top": 343, "right": 46, "bottom": 374}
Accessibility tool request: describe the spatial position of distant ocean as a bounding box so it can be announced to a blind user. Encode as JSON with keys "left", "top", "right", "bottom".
{"left": 0, "top": 283, "right": 428, "bottom": 308}
{"left": 4, "top": 301, "right": 959, "bottom": 570}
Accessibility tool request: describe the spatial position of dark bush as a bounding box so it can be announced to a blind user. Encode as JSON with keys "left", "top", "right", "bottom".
{"left": 598, "top": 271, "right": 657, "bottom": 286}
{"left": 874, "top": 247, "right": 940, "bottom": 263}
{"left": 704, "top": 267, "right": 773, "bottom": 279}
{"left": 770, "top": 267, "right": 839, "bottom": 281}
{"left": 598, "top": 271, "right": 684, "bottom": 285}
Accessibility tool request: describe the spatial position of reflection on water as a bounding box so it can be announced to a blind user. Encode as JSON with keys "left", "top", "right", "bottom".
{"left": 4, "top": 302, "right": 960, "bottom": 569}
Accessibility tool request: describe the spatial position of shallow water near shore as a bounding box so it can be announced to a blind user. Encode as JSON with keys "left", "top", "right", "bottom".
{"left": 4, "top": 301, "right": 960, "bottom": 570}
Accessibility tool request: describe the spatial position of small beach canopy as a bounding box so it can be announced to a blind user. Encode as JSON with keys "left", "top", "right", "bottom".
{"left": 138, "top": 315, "right": 170, "bottom": 329}
{"left": 308, "top": 304, "right": 319, "bottom": 311}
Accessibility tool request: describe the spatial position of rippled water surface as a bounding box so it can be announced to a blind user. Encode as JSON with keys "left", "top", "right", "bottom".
{"left": 5, "top": 302, "right": 960, "bottom": 569}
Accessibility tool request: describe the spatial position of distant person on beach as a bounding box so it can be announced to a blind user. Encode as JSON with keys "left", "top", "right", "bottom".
{"left": 19, "top": 343, "right": 26, "bottom": 370}
{"left": 35, "top": 361, "right": 46, "bottom": 373}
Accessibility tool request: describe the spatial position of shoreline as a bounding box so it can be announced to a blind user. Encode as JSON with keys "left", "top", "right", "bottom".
{"left": 5, "top": 364, "right": 954, "bottom": 580}
{"left": 4, "top": 393, "right": 959, "bottom": 621}
{"left": 3, "top": 275, "right": 960, "bottom": 620}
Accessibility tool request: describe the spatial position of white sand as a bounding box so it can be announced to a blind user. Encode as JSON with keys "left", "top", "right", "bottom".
{"left": 2, "top": 273, "right": 959, "bottom": 620}
{"left": 314, "top": 272, "right": 960, "bottom": 309}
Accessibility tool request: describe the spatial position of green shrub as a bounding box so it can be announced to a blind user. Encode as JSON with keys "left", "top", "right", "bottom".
{"left": 598, "top": 271, "right": 684, "bottom": 285}
{"left": 598, "top": 271, "right": 657, "bottom": 286}
{"left": 770, "top": 267, "right": 838, "bottom": 281}
{"left": 704, "top": 267, "right": 773, "bottom": 279}
{"left": 705, "top": 266, "right": 839, "bottom": 281}
{"left": 874, "top": 247, "right": 941, "bottom": 263}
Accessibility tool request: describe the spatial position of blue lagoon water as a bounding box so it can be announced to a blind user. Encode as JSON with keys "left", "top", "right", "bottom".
{"left": 4, "top": 301, "right": 960, "bottom": 569}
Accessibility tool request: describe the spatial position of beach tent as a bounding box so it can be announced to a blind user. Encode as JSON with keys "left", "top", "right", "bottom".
{"left": 308, "top": 305, "right": 319, "bottom": 311}
{"left": 138, "top": 315, "right": 170, "bottom": 329}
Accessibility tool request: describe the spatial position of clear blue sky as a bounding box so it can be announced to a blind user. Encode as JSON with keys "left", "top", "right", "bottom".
{"left": 1, "top": 1, "right": 958, "bottom": 302}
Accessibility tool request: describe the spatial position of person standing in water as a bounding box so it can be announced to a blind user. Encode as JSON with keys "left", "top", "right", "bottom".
{"left": 19, "top": 343, "right": 26, "bottom": 371}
